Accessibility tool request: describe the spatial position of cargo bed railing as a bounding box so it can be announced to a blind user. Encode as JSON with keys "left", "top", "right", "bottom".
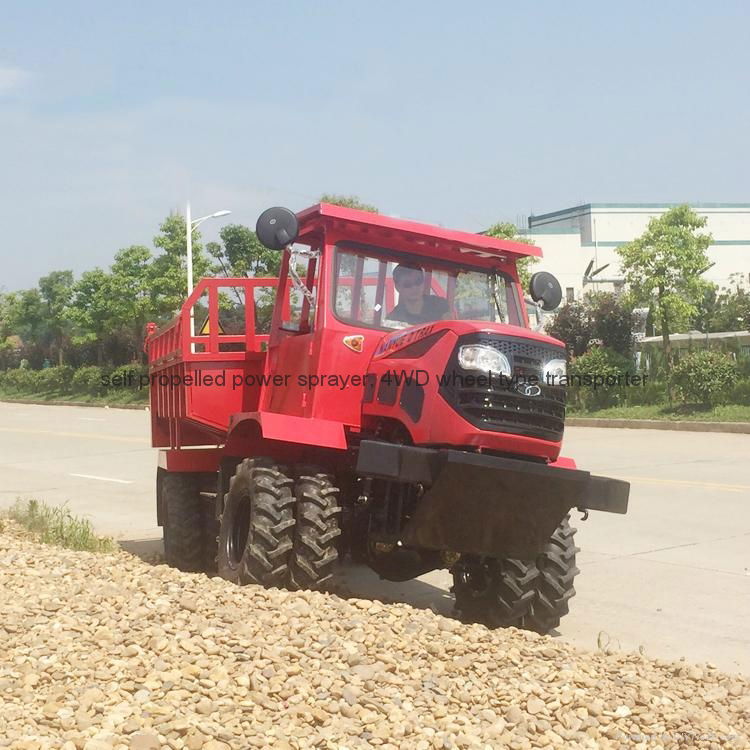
{"left": 147, "top": 277, "right": 283, "bottom": 368}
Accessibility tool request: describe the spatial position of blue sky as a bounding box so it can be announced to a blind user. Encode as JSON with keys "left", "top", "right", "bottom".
{"left": 2, "top": 0, "right": 749, "bottom": 290}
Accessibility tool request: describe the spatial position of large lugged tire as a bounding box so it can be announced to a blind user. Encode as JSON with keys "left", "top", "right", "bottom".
{"left": 289, "top": 473, "right": 342, "bottom": 590}
{"left": 451, "top": 557, "right": 538, "bottom": 629}
{"left": 452, "top": 516, "right": 579, "bottom": 634}
{"left": 217, "top": 459, "right": 296, "bottom": 588}
{"left": 524, "top": 516, "right": 579, "bottom": 633}
{"left": 163, "top": 472, "right": 210, "bottom": 573}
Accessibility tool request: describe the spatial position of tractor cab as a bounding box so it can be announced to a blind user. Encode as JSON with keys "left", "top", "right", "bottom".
{"left": 261, "top": 202, "right": 553, "bottom": 336}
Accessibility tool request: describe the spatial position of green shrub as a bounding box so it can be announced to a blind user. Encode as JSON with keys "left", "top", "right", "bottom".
{"left": 36, "top": 365, "right": 74, "bottom": 394}
{"left": 107, "top": 364, "right": 147, "bottom": 389}
{"left": 0, "top": 368, "right": 41, "bottom": 393}
{"left": 727, "top": 377, "right": 750, "bottom": 406}
{"left": 72, "top": 365, "right": 106, "bottom": 396}
{"left": 568, "top": 346, "right": 634, "bottom": 410}
{"left": 736, "top": 355, "right": 750, "bottom": 379}
{"left": 623, "top": 376, "right": 665, "bottom": 406}
{"left": 671, "top": 350, "right": 737, "bottom": 406}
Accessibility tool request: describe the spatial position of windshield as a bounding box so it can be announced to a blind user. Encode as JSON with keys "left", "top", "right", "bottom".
{"left": 333, "top": 245, "right": 524, "bottom": 330}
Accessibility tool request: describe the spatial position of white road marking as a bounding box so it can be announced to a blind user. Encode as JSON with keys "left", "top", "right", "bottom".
{"left": 69, "top": 473, "right": 133, "bottom": 485}
{"left": 0, "top": 427, "right": 147, "bottom": 444}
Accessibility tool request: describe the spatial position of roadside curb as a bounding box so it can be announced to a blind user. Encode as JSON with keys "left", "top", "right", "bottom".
{"left": 0, "top": 397, "right": 148, "bottom": 411}
{"left": 567, "top": 417, "right": 750, "bottom": 434}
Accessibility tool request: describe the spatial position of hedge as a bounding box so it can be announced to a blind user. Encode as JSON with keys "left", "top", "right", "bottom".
{"left": 0, "top": 365, "right": 148, "bottom": 402}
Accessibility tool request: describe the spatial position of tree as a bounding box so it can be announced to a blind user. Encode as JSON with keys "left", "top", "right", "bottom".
{"left": 38, "top": 270, "right": 75, "bottom": 365}
{"left": 689, "top": 275, "right": 750, "bottom": 333}
{"left": 617, "top": 205, "right": 712, "bottom": 401}
{"left": 3, "top": 289, "right": 49, "bottom": 365}
{"left": 150, "top": 214, "right": 214, "bottom": 318}
{"left": 319, "top": 194, "right": 378, "bottom": 213}
{"left": 0, "top": 293, "right": 14, "bottom": 341}
{"left": 67, "top": 246, "right": 156, "bottom": 364}
{"left": 110, "top": 245, "right": 156, "bottom": 360}
{"left": 484, "top": 222, "right": 539, "bottom": 288}
{"left": 547, "top": 292, "right": 633, "bottom": 358}
{"left": 67, "top": 269, "right": 118, "bottom": 365}
{"left": 587, "top": 292, "right": 634, "bottom": 356}
{"left": 207, "top": 224, "right": 280, "bottom": 278}
{"left": 546, "top": 300, "right": 592, "bottom": 357}
{"left": 0, "top": 292, "right": 29, "bottom": 368}
{"left": 690, "top": 282, "right": 720, "bottom": 334}
{"left": 710, "top": 276, "right": 750, "bottom": 332}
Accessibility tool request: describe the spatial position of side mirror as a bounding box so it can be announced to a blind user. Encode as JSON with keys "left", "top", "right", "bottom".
{"left": 528, "top": 271, "right": 562, "bottom": 311}
{"left": 256, "top": 207, "right": 299, "bottom": 250}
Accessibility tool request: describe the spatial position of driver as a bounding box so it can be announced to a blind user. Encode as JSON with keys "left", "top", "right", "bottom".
{"left": 388, "top": 264, "right": 450, "bottom": 324}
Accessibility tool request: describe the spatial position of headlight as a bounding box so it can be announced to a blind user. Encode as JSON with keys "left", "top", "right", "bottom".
{"left": 543, "top": 358, "right": 567, "bottom": 384}
{"left": 458, "top": 345, "right": 512, "bottom": 377}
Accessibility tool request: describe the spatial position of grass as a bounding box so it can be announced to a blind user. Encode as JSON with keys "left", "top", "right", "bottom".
{"left": 0, "top": 388, "right": 147, "bottom": 407}
{"left": 569, "top": 403, "right": 750, "bottom": 422}
{"left": 5, "top": 498, "right": 116, "bottom": 553}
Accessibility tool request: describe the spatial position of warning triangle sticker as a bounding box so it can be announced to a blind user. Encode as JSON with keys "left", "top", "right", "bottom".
{"left": 198, "top": 317, "right": 225, "bottom": 335}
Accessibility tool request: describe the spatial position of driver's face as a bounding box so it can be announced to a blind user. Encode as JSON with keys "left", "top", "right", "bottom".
{"left": 395, "top": 269, "right": 424, "bottom": 303}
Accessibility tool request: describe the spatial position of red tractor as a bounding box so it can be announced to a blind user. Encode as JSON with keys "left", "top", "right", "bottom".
{"left": 147, "top": 203, "right": 629, "bottom": 633}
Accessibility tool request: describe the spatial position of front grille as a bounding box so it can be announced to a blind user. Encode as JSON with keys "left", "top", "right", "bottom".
{"left": 440, "top": 334, "right": 566, "bottom": 442}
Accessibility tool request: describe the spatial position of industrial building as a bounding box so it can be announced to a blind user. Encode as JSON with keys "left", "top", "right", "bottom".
{"left": 522, "top": 203, "right": 750, "bottom": 302}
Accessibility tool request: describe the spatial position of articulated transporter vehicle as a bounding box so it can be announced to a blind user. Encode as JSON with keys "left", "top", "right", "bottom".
{"left": 147, "top": 203, "right": 629, "bottom": 632}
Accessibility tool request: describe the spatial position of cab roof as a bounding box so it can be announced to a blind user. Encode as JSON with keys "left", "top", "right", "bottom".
{"left": 296, "top": 203, "right": 542, "bottom": 262}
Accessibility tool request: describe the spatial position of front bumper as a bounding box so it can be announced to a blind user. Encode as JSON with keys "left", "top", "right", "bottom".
{"left": 356, "top": 440, "right": 629, "bottom": 559}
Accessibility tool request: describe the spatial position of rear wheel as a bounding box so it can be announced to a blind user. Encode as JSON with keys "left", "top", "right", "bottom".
{"left": 289, "top": 472, "right": 342, "bottom": 590}
{"left": 452, "top": 516, "right": 579, "bottom": 634}
{"left": 162, "top": 472, "right": 212, "bottom": 573}
{"left": 217, "top": 459, "right": 296, "bottom": 587}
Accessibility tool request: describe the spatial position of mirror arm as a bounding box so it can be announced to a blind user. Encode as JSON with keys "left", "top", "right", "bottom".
{"left": 288, "top": 246, "right": 319, "bottom": 307}
{"left": 524, "top": 295, "right": 546, "bottom": 332}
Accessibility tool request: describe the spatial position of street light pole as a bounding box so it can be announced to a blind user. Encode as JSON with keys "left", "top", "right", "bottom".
{"left": 186, "top": 201, "right": 194, "bottom": 343}
{"left": 186, "top": 201, "right": 194, "bottom": 294}
{"left": 185, "top": 203, "right": 232, "bottom": 350}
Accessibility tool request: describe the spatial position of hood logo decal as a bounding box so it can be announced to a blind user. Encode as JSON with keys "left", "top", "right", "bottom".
{"left": 374, "top": 324, "right": 435, "bottom": 358}
{"left": 516, "top": 382, "right": 542, "bottom": 397}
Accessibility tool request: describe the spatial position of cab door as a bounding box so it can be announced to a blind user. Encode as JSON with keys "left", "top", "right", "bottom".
{"left": 262, "top": 246, "right": 321, "bottom": 417}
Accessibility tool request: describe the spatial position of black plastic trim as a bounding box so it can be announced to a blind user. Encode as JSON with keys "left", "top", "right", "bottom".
{"left": 356, "top": 440, "right": 629, "bottom": 515}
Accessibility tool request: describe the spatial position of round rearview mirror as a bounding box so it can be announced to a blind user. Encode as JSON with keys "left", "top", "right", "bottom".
{"left": 528, "top": 271, "right": 563, "bottom": 311}
{"left": 256, "top": 207, "right": 299, "bottom": 250}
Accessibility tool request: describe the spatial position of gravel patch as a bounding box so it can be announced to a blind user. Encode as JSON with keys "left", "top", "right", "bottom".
{"left": 0, "top": 522, "right": 747, "bottom": 749}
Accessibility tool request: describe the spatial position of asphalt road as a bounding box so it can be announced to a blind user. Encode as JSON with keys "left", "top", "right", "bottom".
{"left": 1, "top": 401, "right": 748, "bottom": 675}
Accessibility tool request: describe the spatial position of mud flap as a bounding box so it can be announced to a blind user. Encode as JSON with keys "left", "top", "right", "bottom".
{"left": 356, "top": 441, "right": 629, "bottom": 559}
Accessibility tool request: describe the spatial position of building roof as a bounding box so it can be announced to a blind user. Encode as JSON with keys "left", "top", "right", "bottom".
{"left": 638, "top": 330, "right": 750, "bottom": 347}
{"left": 529, "top": 202, "right": 750, "bottom": 224}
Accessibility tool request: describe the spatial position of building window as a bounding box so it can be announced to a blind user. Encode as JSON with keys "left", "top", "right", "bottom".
{"left": 566, "top": 287, "right": 575, "bottom": 303}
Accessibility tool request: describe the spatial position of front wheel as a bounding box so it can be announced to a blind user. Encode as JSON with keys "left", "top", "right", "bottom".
{"left": 217, "top": 459, "right": 296, "bottom": 587}
{"left": 289, "top": 472, "right": 341, "bottom": 591}
{"left": 452, "top": 516, "right": 579, "bottom": 634}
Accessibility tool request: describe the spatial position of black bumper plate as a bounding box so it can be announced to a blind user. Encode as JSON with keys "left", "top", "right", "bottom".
{"left": 356, "top": 441, "right": 629, "bottom": 558}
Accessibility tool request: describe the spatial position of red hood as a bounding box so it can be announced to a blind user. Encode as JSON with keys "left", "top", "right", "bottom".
{"left": 373, "top": 320, "right": 565, "bottom": 359}
{"left": 429, "top": 319, "right": 564, "bottom": 347}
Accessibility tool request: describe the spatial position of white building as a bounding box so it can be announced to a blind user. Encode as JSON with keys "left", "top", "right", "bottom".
{"left": 522, "top": 203, "right": 750, "bottom": 303}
